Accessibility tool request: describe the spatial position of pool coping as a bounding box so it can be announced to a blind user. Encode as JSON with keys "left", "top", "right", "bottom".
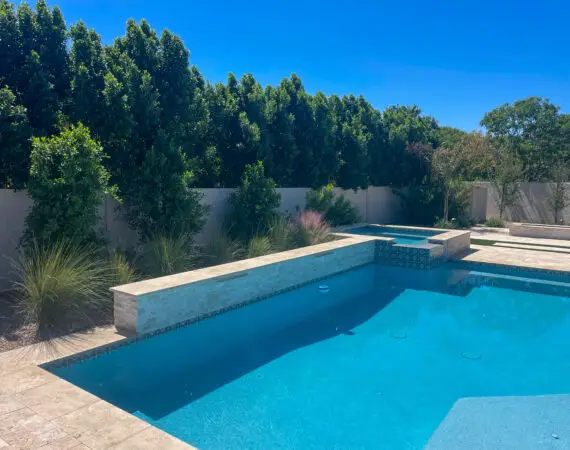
{"left": 3, "top": 235, "right": 570, "bottom": 449}
{"left": 338, "top": 223, "right": 471, "bottom": 263}
{"left": 510, "top": 222, "right": 570, "bottom": 240}
{"left": 336, "top": 223, "right": 471, "bottom": 243}
{"left": 110, "top": 234, "right": 380, "bottom": 297}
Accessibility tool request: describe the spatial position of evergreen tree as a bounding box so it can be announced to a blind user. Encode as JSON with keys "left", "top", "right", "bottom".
{"left": 35, "top": 1, "right": 68, "bottom": 98}
{"left": 0, "top": 87, "right": 31, "bottom": 188}
{"left": 284, "top": 74, "right": 317, "bottom": 187}
{"left": 0, "top": 0, "right": 20, "bottom": 87}
{"left": 334, "top": 95, "right": 371, "bottom": 189}
{"left": 68, "top": 21, "right": 106, "bottom": 133}
{"left": 264, "top": 82, "right": 297, "bottom": 185}
{"left": 207, "top": 74, "right": 262, "bottom": 187}
{"left": 9, "top": 1, "right": 69, "bottom": 137}
{"left": 309, "top": 92, "right": 338, "bottom": 187}
{"left": 382, "top": 105, "right": 439, "bottom": 186}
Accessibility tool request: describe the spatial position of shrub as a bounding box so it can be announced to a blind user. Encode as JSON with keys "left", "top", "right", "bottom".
{"left": 12, "top": 239, "right": 112, "bottom": 333}
{"left": 202, "top": 231, "right": 244, "bottom": 266}
{"left": 291, "top": 211, "right": 331, "bottom": 247}
{"left": 267, "top": 215, "right": 295, "bottom": 251}
{"left": 138, "top": 233, "right": 197, "bottom": 277}
{"left": 434, "top": 218, "right": 457, "bottom": 229}
{"left": 305, "top": 184, "right": 360, "bottom": 226}
{"left": 397, "top": 183, "right": 443, "bottom": 226}
{"left": 120, "top": 131, "right": 209, "bottom": 240}
{"left": 247, "top": 236, "right": 273, "bottom": 258}
{"left": 306, "top": 185, "right": 335, "bottom": 213}
{"left": 449, "top": 183, "right": 473, "bottom": 227}
{"left": 110, "top": 251, "right": 138, "bottom": 286}
{"left": 485, "top": 217, "right": 505, "bottom": 228}
{"left": 23, "top": 124, "right": 115, "bottom": 246}
{"left": 226, "top": 161, "right": 281, "bottom": 240}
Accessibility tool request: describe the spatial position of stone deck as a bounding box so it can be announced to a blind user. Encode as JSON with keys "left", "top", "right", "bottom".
{"left": 471, "top": 229, "right": 570, "bottom": 248}
{"left": 461, "top": 244, "right": 570, "bottom": 273}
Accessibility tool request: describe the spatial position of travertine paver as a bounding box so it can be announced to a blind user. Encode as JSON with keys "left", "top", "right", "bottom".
{"left": 15, "top": 378, "right": 99, "bottom": 418}
{"left": 0, "top": 406, "right": 66, "bottom": 449}
{"left": 471, "top": 230, "right": 570, "bottom": 248}
{"left": 0, "top": 365, "right": 58, "bottom": 395}
{"left": 0, "top": 395, "right": 25, "bottom": 415}
{"left": 460, "top": 244, "right": 570, "bottom": 272}
{"left": 34, "top": 435, "right": 85, "bottom": 449}
{"left": 113, "top": 427, "right": 193, "bottom": 449}
{"left": 0, "top": 326, "right": 193, "bottom": 449}
{"left": 493, "top": 242, "right": 570, "bottom": 253}
{"left": 53, "top": 400, "right": 150, "bottom": 449}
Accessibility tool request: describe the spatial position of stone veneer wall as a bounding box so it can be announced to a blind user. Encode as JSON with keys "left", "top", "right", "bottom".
{"left": 113, "top": 237, "right": 377, "bottom": 335}
{"left": 428, "top": 231, "right": 471, "bottom": 259}
{"left": 509, "top": 223, "right": 570, "bottom": 240}
{"left": 112, "top": 228, "right": 471, "bottom": 336}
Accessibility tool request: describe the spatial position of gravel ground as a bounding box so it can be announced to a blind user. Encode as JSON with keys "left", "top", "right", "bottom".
{"left": 0, "top": 292, "right": 40, "bottom": 353}
{"left": 0, "top": 292, "right": 112, "bottom": 353}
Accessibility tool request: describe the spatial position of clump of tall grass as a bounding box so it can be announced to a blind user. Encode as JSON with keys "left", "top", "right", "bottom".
{"left": 485, "top": 216, "right": 505, "bottom": 228}
{"left": 202, "top": 231, "right": 245, "bottom": 266}
{"left": 247, "top": 235, "right": 273, "bottom": 258}
{"left": 138, "top": 233, "right": 197, "bottom": 277}
{"left": 12, "top": 239, "right": 112, "bottom": 333}
{"left": 267, "top": 215, "right": 295, "bottom": 251}
{"left": 109, "top": 251, "right": 139, "bottom": 285}
{"left": 291, "top": 211, "right": 331, "bottom": 247}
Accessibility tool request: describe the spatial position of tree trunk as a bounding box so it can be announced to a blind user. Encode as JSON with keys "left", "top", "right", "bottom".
{"left": 499, "top": 183, "right": 506, "bottom": 219}
{"left": 443, "top": 187, "right": 449, "bottom": 222}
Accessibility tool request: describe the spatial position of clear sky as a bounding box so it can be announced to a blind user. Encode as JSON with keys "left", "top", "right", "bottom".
{"left": 54, "top": 0, "right": 569, "bottom": 130}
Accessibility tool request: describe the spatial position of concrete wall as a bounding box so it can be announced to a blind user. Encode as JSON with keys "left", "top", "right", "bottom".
{"left": 473, "top": 182, "right": 570, "bottom": 224}
{"left": 0, "top": 186, "right": 403, "bottom": 290}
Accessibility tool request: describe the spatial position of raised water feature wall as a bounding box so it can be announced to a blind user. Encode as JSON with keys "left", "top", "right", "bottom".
{"left": 112, "top": 228, "right": 471, "bottom": 336}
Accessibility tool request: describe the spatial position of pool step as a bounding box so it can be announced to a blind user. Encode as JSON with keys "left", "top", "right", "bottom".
{"left": 461, "top": 271, "right": 570, "bottom": 297}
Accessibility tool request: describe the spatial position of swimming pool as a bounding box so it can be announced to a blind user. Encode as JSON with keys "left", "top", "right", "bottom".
{"left": 348, "top": 225, "right": 439, "bottom": 244}
{"left": 50, "top": 263, "right": 570, "bottom": 449}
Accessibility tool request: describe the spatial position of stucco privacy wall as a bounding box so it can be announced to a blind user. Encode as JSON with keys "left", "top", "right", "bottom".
{"left": 112, "top": 236, "right": 378, "bottom": 335}
{"left": 0, "top": 190, "right": 32, "bottom": 291}
{"left": 0, "top": 187, "right": 403, "bottom": 290}
{"left": 473, "top": 182, "right": 570, "bottom": 224}
{"left": 469, "top": 185, "right": 487, "bottom": 222}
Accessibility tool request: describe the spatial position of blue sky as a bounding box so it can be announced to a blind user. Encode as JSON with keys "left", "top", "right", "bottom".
{"left": 55, "top": 0, "right": 569, "bottom": 130}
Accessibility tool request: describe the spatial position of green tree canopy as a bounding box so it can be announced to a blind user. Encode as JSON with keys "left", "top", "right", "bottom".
{"left": 0, "top": 87, "right": 31, "bottom": 188}
{"left": 24, "top": 124, "right": 113, "bottom": 245}
{"left": 481, "top": 97, "right": 568, "bottom": 181}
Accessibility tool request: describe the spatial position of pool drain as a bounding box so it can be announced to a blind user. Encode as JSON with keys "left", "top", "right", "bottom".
{"left": 461, "top": 352, "right": 482, "bottom": 360}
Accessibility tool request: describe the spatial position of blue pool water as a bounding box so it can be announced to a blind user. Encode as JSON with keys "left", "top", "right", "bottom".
{"left": 51, "top": 264, "right": 570, "bottom": 449}
{"left": 347, "top": 226, "right": 438, "bottom": 244}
